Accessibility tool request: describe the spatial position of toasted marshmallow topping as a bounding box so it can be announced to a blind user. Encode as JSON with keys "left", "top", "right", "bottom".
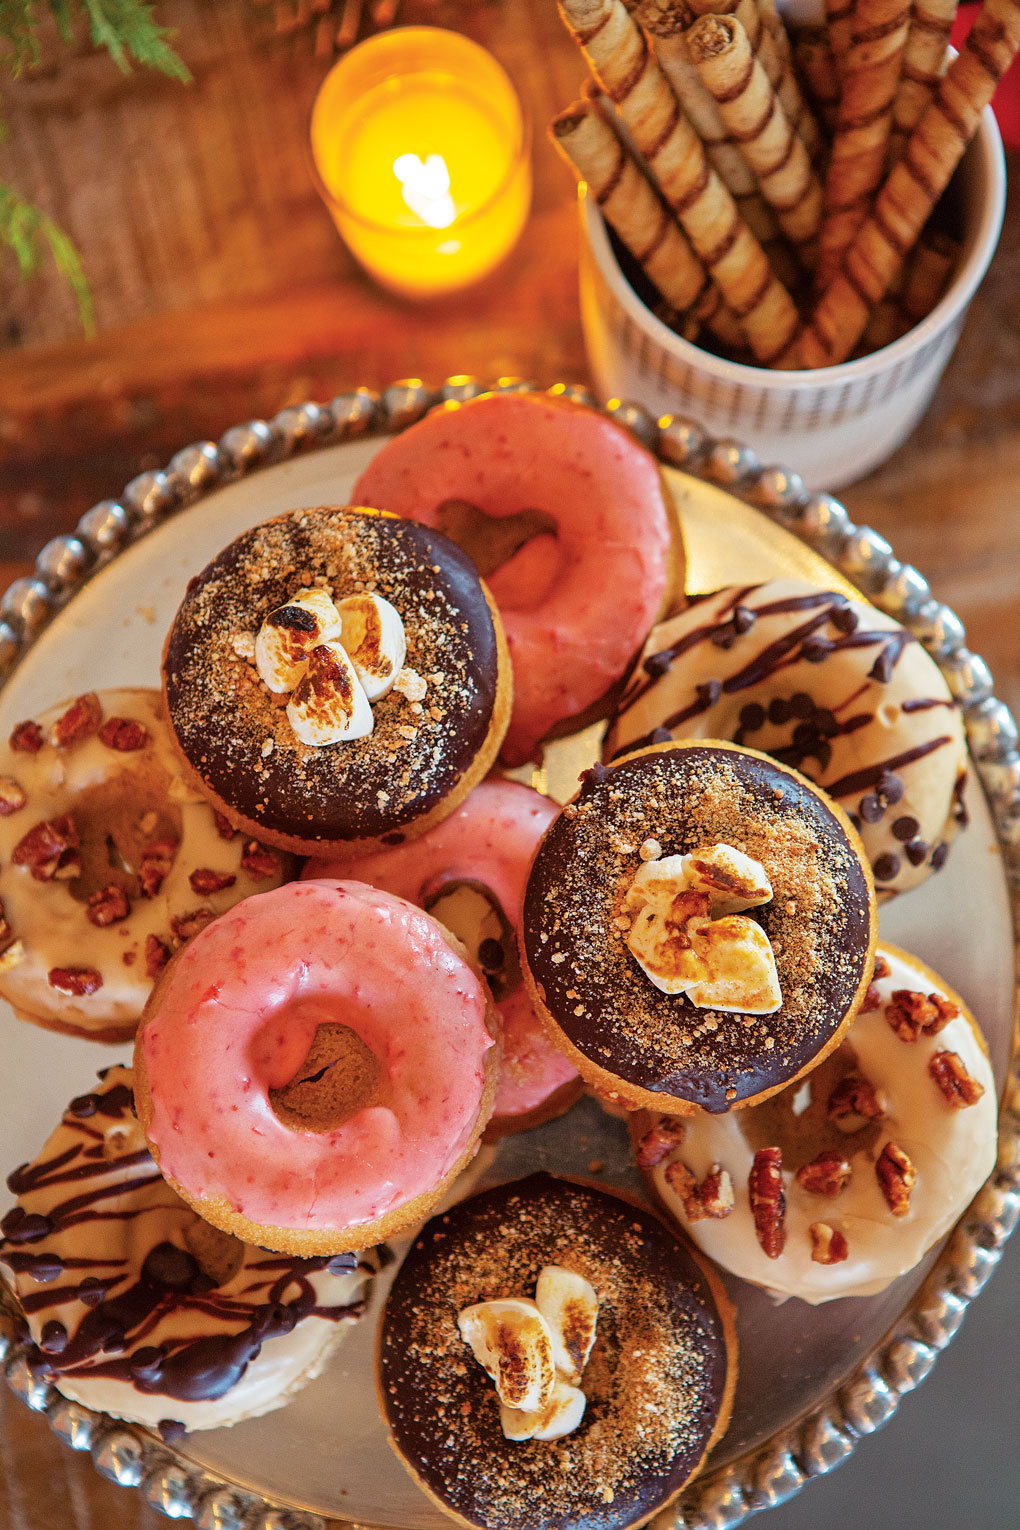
{"left": 255, "top": 588, "right": 343, "bottom": 693}
{"left": 457, "top": 1297, "right": 555, "bottom": 1414}
{"left": 458, "top": 1264, "right": 600, "bottom": 1441}
{"left": 286, "top": 642, "right": 374, "bottom": 746}
{"left": 337, "top": 593, "right": 406, "bottom": 701}
{"left": 625, "top": 843, "right": 781, "bottom": 1013}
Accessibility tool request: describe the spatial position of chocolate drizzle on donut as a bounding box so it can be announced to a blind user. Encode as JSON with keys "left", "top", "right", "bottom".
{"left": 380, "top": 1174, "right": 732, "bottom": 1530}
{"left": 0, "top": 1069, "right": 373, "bottom": 1406}
{"left": 619, "top": 590, "right": 918, "bottom": 751}
{"left": 523, "top": 746, "right": 874, "bottom": 1112}
{"left": 163, "top": 509, "right": 501, "bottom": 844}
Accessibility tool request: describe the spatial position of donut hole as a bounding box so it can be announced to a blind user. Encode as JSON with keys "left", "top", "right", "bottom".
{"left": 184, "top": 1217, "right": 245, "bottom": 1287}
{"left": 268, "top": 1020, "right": 382, "bottom": 1134}
{"left": 63, "top": 776, "right": 182, "bottom": 903}
{"left": 435, "top": 497, "right": 558, "bottom": 583}
{"left": 737, "top": 1042, "right": 884, "bottom": 1172}
{"left": 424, "top": 878, "right": 521, "bottom": 1003}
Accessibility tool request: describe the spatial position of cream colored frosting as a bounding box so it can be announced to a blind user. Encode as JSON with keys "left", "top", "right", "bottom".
{"left": 0, "top": 1067, "right": 375, "bottom": 1432}
{"left": 646, "top": 944, "right": 998, "bottom": 1302}
{"left": 607, "top": 580, "right": 968, "bottom": 894}
{"left": 0, "top": 689, "right": 286, "bottom": 1034}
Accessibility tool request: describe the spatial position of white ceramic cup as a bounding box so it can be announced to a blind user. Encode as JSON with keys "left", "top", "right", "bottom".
{"left": 578, "top": 110, "right": 1005, "bottom": 490}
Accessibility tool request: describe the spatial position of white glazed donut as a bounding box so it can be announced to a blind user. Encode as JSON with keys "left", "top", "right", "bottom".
{"left": 0, "top": 689, "right": 288, "bottom": 1040}
{"left": 0, "top": 1067, "right": 377, "bottom": 1435}
{"left": 634, "top": 943, "right": 997, "bottom": 1302}
{"left": 606, "top": 579, "right": 968, "bottom": 895}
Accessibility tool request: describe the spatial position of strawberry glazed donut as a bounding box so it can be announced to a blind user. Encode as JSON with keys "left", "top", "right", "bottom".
{"left": 134, "top": 880, "right": 500, "bottom": 1255}
{"left": 353, "top": 392, "right": 680, "bottom": 765}
{"left": 303, "top": 779, "right": 581, "bottom": 1138}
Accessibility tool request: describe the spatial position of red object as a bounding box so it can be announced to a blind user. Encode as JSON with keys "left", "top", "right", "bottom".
{"left": 952, "top": 4, "right": 1020, "bottom": 147}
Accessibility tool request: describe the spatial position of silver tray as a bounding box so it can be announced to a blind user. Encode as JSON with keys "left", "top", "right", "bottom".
{"left": 0, "top": 377, "right": 1017, "bottom": 1530}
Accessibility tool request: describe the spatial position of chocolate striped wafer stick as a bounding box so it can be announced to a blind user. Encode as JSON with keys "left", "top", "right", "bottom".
{"left": 825, "top": 0, "right": 856, "bottom": 78}
{"left": 860, "top": 228, "right": 957, "bottom": 344}
{"left": 558, "top": 0, "right": 800, "bottom": 364}
{"left": 689, "top": 0, "right": 826, "bottom": 164}
{"left": 794, "top": 24, "right": 842, "bottom": 131}
{"left": 816, "top": 0, "right": 912, "bottom": 289}
{"left": 889, "top": 0, "right": 960, "bottom": 161}
{"left": 688, "top": 14, "right": 825, "bottom": 264}
{"left": 800, "top": 0, "right": 1020, "bottom": 367}
{"left": 635, "top": 0, "right": 784, "bottom": 248}
{"left": 550, "top": 98, "right": 746, "bottom": 348}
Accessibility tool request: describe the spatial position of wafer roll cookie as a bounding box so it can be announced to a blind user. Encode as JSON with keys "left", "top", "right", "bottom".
{"left": 635, "top": 0, "right": 784, "bottom": 248}
{"left": 825, "top": 0, "right": 856, "bottom": 77}
{"left": 901, "top": 227, "right": 958, "bottom": 317}
{"left": 816, "top": 0, "right": 912, "bottom": 289}
{"left": 688, "top": 15, "right": 824, "bottom": 260}
{"left": 550, "top": 101, "right": 746, "bottom": 349}
{"left": 689, "top": 0, "right": 826, "bottom": 163}
{"left": 794, "top": 25, "right": 841, "bottom": 131}
{"left": 889, "top": 0, "right": 959, "bottom": 161}
{"left": 757, "top": 0, "right": 795, "bottom": 62}
{"left": 801, "top": 0, "right": 1020, "bottom": 367}
{"left": 559, "top": 0, "right": 800, "bottom": 365}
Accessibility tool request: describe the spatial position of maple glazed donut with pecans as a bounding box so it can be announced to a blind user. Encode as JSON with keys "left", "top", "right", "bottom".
{"left": 520, "top": 741, "right": 877, "bottom": 1115}
{"left": 161, "top": 506, "right": 512, "bottom": 857}
{"left": 0, "top": 1066, "right": 378, "bottom": 1434}
{"left": 134, "top": 879, "right": 501, "bottom": 1255}
{"left": 378, "top": 1173, "right": 736, "bottom": 1530}
{"left": 302, "top": 777, "right": 581, "bottom": 1138}
{"left": 606, "top": 578, "right": 968, "bottom": 895}
{"left": 0, "top": 688, "right": 287, "bottom": 1042}
{"left": 353, "top": 391, "right": 680, "bottom": 766}
{"left": 633, "top": 944, "right": 998, "bottom": 1302}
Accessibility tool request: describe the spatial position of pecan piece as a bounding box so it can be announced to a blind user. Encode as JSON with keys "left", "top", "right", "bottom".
{"left": 48, "top": 966, "right": 103, "bottom": 997}
{"left": 13, "top": 815, "right": 80, "bottom": 881}
{"left": 886, "top": 988, "right": 959, "bottom": 1042}
{"left": 699, "top": 1164, "right": 735, "bottom": 1219}
{"left": 98, "top": 717, "right": 150, "bottom": 751}
{"left": 827, "top": 1074, "right": 885, "bottom": 1133}
{"left": 139, "top": 839, "right": 178, "bottom": 898}
{"left": 0, "top": 898, "right": 11, "bottom": 947}
{"left": 876, "top": 1141, "right": 915, "bottom": 1217}
{"left": 50, "top": 693, "right": 102, "bottom": 748}
{"left": 861, "top": 982, "right": 882, "bottom": 1012}
{"left": 241, "top": 841, "right": 278, "bottom": 880}
{"left": 170, "top": 908, "right": 214, "bottom": 942}
{"left": 0, "top": 777, "right": 26, "bottom": 816}
{"left": 145, "top": 934, "right": 171, "bottom": 979}
{"left": 635, "top": 1118, "right": 687, "bottom": 1168}
{"left": 189, "top": 868, "right": 237, "bottom": 896}
{"left": 749, "top": 1146, "right": 786, "bottom": 1257}
{"left": 213, "top": 811, "right": 238, "bottom": 841}
{"left": 873, "top": 954, "right": 890, "bottom": 980}
{"left": 929, "top": 1050, "right": 986, "bottom": 1109}
{"left": 87, "top": 885, "right": 130, "bottom": 927}
{"left": 809, "top": 1222, "right": 849, "bottom": 1264}
{"left": 664, "top": 1160, "right": 703, "bottom": 1221}
{"left": 796, "top": 1150, "right": 852, "bottom": 1197}
{"left": 9, "top": 720, "right": 43, "bottom": 754}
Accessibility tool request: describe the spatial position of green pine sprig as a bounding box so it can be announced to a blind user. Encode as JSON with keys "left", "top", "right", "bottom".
{"left": 1, "top": 1, "right": 191, "bottom": 334}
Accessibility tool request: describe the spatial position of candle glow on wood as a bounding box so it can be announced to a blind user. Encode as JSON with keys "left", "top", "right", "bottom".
{"left": 311, "top": 29, "right": 531, "bottom": 297}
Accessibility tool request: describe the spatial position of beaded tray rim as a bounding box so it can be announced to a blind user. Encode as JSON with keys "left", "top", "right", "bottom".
{"left": 0, "top": 376, "right": 1017, "bottom": 1530}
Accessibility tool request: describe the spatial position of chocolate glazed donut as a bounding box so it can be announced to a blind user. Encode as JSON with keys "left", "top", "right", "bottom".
{"left": 521, "top": 742, "right": 877, "bottom": 1115}
{"left": 162, "top": 507, "right": 512, "bottom": 856}
{"left": 378, "top": 1173, "right": 737, "bottom": 1530}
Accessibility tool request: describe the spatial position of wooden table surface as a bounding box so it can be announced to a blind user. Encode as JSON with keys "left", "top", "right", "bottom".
{"left": 0, "top": 2, "right": 1018, "bottom": 1527}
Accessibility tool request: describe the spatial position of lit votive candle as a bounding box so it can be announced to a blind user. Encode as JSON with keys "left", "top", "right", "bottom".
{"left": 311, "top": 27, "right": 531, "bottom": 298}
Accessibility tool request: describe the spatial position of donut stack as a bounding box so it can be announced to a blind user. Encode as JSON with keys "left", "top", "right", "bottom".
{"left": 0, "top": 392, "right": 997, "bottom": 1530}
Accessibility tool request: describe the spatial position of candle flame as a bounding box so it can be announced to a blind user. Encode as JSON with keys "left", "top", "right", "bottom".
{"left": 393, "top": 152, "right": 457, "bottom": 229}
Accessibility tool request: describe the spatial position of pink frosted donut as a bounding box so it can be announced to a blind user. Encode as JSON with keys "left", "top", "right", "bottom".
{"left": 134, "top": 879, "right": 499, "bottom": 1254}
{"left": 303, "top": 779, "right": 581, "bottom": 1136}
{"left": 353, "top": 392, "right": 677, "bottom": 765}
